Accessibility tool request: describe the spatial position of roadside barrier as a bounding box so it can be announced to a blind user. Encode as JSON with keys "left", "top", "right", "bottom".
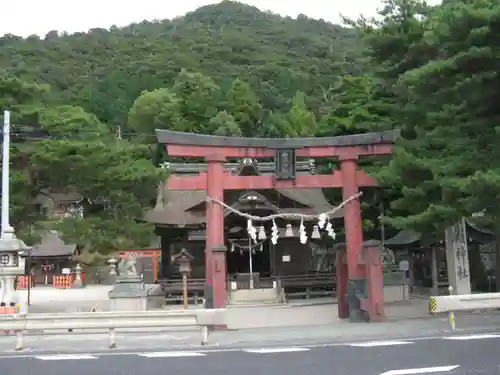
{"left": 0, "top": 309, "right": 226, "bottom": 351}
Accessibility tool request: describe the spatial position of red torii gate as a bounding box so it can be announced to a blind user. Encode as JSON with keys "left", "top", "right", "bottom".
{"left": 156, "top": 129, "right": 399, "bottom": 322}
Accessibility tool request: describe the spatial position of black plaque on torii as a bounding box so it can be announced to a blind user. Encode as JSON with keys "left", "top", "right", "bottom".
{"left": 274, "top": 149, "right": 296, "bottom": 180}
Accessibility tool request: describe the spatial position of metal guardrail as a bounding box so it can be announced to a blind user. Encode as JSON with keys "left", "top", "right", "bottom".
{"left": 429, "top": 287, "right": 500, "bottom": 330}
{"left": 429, "top": 292, "right": 500, "bottom": 314}
{"left": 0, "top": 309, "right": 226, "bottom": 351}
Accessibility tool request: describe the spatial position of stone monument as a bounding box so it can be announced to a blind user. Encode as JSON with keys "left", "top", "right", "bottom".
{"left": 445, "top": 218, "right": 471, "bottom": 295}
{"left": 108, "top": 254, "right": 147, "bottom": 311}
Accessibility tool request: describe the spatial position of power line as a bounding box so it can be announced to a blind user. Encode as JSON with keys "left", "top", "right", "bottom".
{"left": 4, "top": 124, "right": 157, "bottom": 142}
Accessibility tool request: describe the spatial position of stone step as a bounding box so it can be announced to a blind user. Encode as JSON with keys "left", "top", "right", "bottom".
{"left": 228, "top": 288, "right": 282, "bottom": 306}
{"left": 227, "top": 299, "right": 282, "bottom": 307}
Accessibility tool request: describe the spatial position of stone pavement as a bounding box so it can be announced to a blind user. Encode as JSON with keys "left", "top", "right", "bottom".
{"left": 15, "top": 284, "right": 484, "bottom": 340}
{"left": 25, "top": 299, "right": 429, "bottom": 329}
{"left": 21, "top": 285, "right": 430, "bottom": 329}
{"left": 223, "top": 297, "right": 430, "bottom": 329}
{"left": 17, "top": 285, "right": 114, "bottom": 313}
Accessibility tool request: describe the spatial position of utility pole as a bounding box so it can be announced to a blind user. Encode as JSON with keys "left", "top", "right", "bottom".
{"left": 0, "top": 110, "right": 30, "bottom": 311}
{"left": 2, "top": 110, "right": 11, "bottom": 238}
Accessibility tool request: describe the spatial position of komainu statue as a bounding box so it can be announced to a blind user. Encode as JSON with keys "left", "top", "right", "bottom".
{"left": 117, "top": 254, "right": 138, "bottom": 277}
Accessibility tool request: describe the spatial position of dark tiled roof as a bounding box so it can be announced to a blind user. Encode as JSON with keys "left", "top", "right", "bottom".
{"left": 384, "top": 220, "right": 496, "bottom": 248}
{"left": 33, "top": 189, "right": 84, "bottom": 204}
{"left": 31, "top": 231, "right": 76, "bottom": 257}
{"left": 144, "top": 166, "right": 343, "bottom": 226}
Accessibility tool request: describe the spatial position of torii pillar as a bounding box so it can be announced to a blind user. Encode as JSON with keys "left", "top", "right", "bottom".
{"left": 339, "top": 155, "right": 365, "bottom": 319}
{"left": 205, "top": 154, "right": 227, "bottom": 309}
{"left": 156, "top": 129, "right": 399, "bottom": 322}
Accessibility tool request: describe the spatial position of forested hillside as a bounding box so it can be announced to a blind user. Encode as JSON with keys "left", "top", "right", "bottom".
{"left": 0, "top": 1, "right": 363, "bottom": 126}
{"left": 0, "top": 1, "right": 368, "bottom": 260}
{"left": 2, "top": 0, "right": 500, "bottom": 283}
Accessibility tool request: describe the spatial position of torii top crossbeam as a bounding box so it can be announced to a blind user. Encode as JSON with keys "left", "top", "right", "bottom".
{"left": 156, "top": 129, "right": 400, "bottom": 158}
{"left": 156, "top": 129, "right": 400, "bottom": 191}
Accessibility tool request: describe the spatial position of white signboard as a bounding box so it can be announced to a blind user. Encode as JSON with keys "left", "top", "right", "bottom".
{"left": 445, "top": 218, "right": 471, "bottom": 295}
{"left": 399, "top": 260, "right": 409, "bottom": 272}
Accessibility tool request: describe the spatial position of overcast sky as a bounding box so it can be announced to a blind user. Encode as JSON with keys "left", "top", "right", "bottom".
{"left": 2, "top": 0, "right": 403, "bottom": 37}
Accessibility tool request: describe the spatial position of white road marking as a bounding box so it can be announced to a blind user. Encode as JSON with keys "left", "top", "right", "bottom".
{"left": 243, "top": 347, "right": 310, "bottom": 354}
{"left": 138, "top": 351, "right": 206, "bottom": 358}
{"left": 348, "top": 340, "right": 413, "bottom": 347}
{"left": 380, "top": 365, "right": 459, "bottom": 375}
{"left": 442, "top": 334, "right": 500, "bottom": 340}
{"left": 35, "top": 354, "right": 97, "bottom": 360}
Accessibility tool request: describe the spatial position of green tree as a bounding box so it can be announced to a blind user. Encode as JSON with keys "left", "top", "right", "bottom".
{"left": 172, "top": 69, "right": 221, "bottom": 134}
{"left": 1, "top": 75, "right": 165, "bottom": 257}
{"left": 260, "top": 111, "right": 291, "bottom": 137}
{"left": 30, "top": 125, "right": 165, "bottom": 254}
{"left": 286, "top": 91, "right": 317, "bottom": 137}
{"left": 38, "top": 105, "right": 107, "bottom": 138}
{"left": 225, "top": 78, "right": 262, "bottom": 136}
{"left": 396, "top": 0, "right": 500, "bottom": 284}
{"left": 128, "top": 88, "right": 185, "bottom": 138}
{"left": 1, "top": 1, "right": 363, "bottom": 127}
{"left": 317, "top": 75, "right": 393, "bottom": 137}
{"left": 0, "top": 76, "right": 48, "bottom": 231}
{"left": 210, "top": 111, "right": 242, "bottom": 136}
{"left": 350, "top": 0, "right": 447, "bottom": 234}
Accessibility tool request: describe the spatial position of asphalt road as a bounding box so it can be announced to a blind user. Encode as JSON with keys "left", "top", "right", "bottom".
{"left": 1, "top": 332, "right": 500, "bottom": 375}
{"left": 1, "top": 312, "right": 500, "bottom": 354}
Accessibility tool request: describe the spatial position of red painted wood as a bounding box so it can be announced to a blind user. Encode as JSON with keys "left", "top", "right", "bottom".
{"left": 362, "top": 244, "right": 385, "bottom": 322}
{"left": 165, "top": 144, "right": 393, "bottom": 158}
{"left": 166, "top": 174, "right": 207, "bottom": 190}
{"left": 205, "top": 159, "right": 227, "bottom": 309}
{"left": 166, "top": 170, "right": 377, "bottom": 190}
{"left": 336, "top": 251, "right": 349, "bottom": 319}
{"left": 118, "top": 250, "right": 160, "bottom": 257}
{"left": 340, "top": 158, "right": 365, "bottom": 284}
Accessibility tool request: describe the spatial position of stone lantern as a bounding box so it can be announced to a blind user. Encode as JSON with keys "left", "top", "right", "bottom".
{"left": 72, "top": 263, "right": 83, "bottom": 288}
{"left": 0, "top": 227, "right": 31, "bottom": 311}
{"left": 172, "top": 249, "right": 194, "bottom": 310}
{"left": 107, "top": 258, "right": 118, "bottom": 276}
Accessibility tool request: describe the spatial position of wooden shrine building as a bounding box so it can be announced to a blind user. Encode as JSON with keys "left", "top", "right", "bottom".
{"left": 384, "top": 222, "right": 496, "bottom": 292}
{"left": 145, "top": 159, "right": 342, "bottom": 286}
{"left": 28, "top": 231, "right": 77, "bottom": 285}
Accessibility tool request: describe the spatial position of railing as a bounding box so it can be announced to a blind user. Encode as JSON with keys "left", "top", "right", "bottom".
{"left": 0, "top": 309, "right": 226, "bottom": 351}
{"left": 278, "top": 273, "right": 337, "bottom": 300}
{"left": 429, "top": 289, "right": 500, "bottom": 330}
{"left": 16, "top": 276, "right": 34, "bottom": 289}
{"left": 18, "top": 273, "right": 87, "bottom": 289}
{"left": 158, "top": 274, "right": 337, "bottom": 303}
{"left": 52, "top": 275, "right": 73, "bottom": 289}
{"left": 158, "top": 278, "right": 206, "bottom": 305}
{"left": 429, "top": 292, "right": 500, "bottom": 314}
